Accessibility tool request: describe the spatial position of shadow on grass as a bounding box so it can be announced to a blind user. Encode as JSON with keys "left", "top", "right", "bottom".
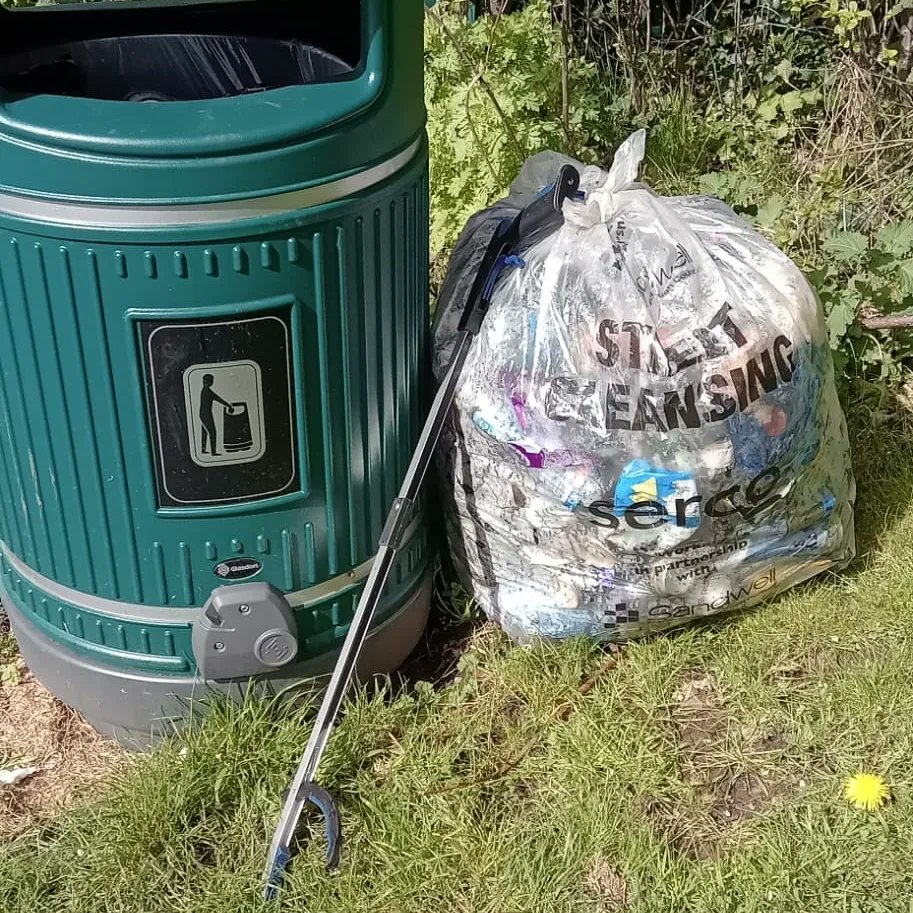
{"left": 394, "top": 568, "right": 484, "bottom": 692}
{"left": 843, "top": 404, "right": 913, "bottom": 564}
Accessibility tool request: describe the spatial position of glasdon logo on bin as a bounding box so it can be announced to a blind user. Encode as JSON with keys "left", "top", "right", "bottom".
{"left": 214, "top": 558, "right": 263, "bottom": 581}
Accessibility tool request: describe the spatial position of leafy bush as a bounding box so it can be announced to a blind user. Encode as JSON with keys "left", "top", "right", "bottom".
{"left": 426, "top": 2, "right": 913, "bottom": 385}
{"left": 789, "top": 0, "right": 913, "bottom": 77}
{"left": 425, "top": 0, "right": 619, "bottom": 254}
{"left": 812, "top": 223, "right": 913, "bottom": 377}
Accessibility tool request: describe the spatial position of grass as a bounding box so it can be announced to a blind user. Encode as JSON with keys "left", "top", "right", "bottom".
{"left": 2, "top": 405, "right": 913, "bottom": 912}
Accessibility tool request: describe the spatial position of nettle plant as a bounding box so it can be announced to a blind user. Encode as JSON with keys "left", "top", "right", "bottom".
{"left": 425, "top": 0, "right": 613, "bottom": 253}
{"left": 810, "top": 222, "right": 913, "bottom": 377}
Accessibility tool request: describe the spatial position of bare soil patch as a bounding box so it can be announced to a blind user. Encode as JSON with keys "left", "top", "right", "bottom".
{"left": 0, "top": 659, "right": 127, "bottom": 836}
{"left": 585, "top": 855, "right": 629, "bottom": 912}
{"left": 645, "top": 671, "right": 790, "bottom": 860}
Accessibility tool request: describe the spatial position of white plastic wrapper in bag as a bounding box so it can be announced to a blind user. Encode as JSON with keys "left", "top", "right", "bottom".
{"left": 432, "top": 130, "right": 855, "bottom": 643}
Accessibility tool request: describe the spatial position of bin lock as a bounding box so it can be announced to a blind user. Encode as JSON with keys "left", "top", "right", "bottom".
{"left": 192, "top": 583, "right": 299, "bottom": 680}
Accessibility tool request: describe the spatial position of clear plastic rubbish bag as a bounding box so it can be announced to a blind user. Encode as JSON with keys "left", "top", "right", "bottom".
{"left": 432, "top": 130, "right": 855, "bottom": 644}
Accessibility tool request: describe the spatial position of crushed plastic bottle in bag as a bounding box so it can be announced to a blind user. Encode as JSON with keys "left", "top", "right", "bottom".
{"left": 433, "top": 130, "right": 855, "bottom": 644}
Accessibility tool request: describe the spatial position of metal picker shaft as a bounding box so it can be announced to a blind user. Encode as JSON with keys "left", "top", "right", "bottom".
{"left": 261, "top": 341, "right": 472, "bottom": 897}
{"left": 262, "top": 164, "right": 581, "bottom": 902}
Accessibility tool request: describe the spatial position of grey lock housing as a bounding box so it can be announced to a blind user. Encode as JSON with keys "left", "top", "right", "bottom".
{"left": 193, "top": 582, "right": 299, "bottom": 681}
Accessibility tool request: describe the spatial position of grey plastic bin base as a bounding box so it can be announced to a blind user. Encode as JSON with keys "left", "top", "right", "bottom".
{"left": 5, "top": 571, "right": 432, "bottom": 749}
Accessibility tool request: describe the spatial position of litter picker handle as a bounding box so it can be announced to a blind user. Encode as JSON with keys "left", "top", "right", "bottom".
{"left": 458, "top": 164, "right": 580, "bottom": 336}
{"left": 518, "top": 164, "right": 581, "bottom": 244}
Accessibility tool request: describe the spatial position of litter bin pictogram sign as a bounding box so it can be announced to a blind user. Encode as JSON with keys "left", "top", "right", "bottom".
{"left": 183, "top": 361, "right": 265, "bottom": 467}
{"left": 141, "top": 311, "right": 299, "bottom": 507}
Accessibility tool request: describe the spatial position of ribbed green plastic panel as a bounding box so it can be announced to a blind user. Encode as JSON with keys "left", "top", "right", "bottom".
{"left": 0, "top": 153, "right": 431, "bottom": 671}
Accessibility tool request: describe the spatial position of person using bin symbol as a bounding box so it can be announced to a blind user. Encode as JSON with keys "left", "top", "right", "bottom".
{"left": 199, "top": 373, "right": 234, "bottom": 457}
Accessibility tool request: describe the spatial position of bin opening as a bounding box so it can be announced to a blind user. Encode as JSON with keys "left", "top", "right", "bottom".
{"left": 0, "top": 0, "right": 361, "bottom": 101}
{"left": 0, "top": 34, "right": 354, "bottom": 101}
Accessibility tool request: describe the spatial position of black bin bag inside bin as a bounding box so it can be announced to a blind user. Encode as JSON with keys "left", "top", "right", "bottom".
{"left": 0, "top": 34, "right": 353, "bottom": 101}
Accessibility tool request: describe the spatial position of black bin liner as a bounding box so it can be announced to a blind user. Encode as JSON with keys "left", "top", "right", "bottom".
{"left": 0, "top": 34, "right": 353, "bottom": 101}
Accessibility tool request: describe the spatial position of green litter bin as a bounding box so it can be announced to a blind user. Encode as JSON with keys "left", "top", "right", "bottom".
{"left": 0, "top": 0, "right": 433, "bottom": 744}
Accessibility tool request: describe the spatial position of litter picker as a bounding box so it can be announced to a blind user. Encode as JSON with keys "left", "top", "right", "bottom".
{"left": 262, "top": 163, "right": 581, "bottom": 901}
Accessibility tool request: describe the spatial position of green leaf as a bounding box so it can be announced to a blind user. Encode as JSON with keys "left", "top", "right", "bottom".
{"left": 806, "top": 267, "right": 835, "bottom": 293}
{"left": 897, "top": 259, "right": 913, "bottom": 296}
{"left": 826, "top": 300, "right": 856, "bottom": 345}
{"left": 779, "top": 91, "right": 806, "bottom": 117}
{"left": 774, "top": 59, "right": 794, "bottom": 82}
{"left": 755, "top": 95, "right": 780, "bottom": 122}
{"left": 698, "top": 172, "right": 731, "bottom": 199}
{"left": 756, "top": 193, "right": 786, "bottom": 227}
{"left": 822, "top": 231, "right": 869, "bottom": 263}
{"left": 771, "top": 122, "right": 791, "bottom": 141}
{"left": 875, "top": 221, "right": 913, "bottom": 257}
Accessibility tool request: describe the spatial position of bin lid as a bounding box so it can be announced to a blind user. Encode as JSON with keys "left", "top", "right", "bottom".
{"left": 0, "top": 1, "right": 426, "bottom": 211}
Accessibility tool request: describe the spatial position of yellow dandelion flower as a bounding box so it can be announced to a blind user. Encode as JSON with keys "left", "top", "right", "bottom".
{"left": 844, "top": 772, "right": 890, "bottom": 811}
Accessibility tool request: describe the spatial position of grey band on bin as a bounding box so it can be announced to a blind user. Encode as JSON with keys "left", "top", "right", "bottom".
{"left": 0, "top": 137, "right": 423, "bottom": 229}
{"left": 0, "top": 514, "right": 423, "bottom": 622}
